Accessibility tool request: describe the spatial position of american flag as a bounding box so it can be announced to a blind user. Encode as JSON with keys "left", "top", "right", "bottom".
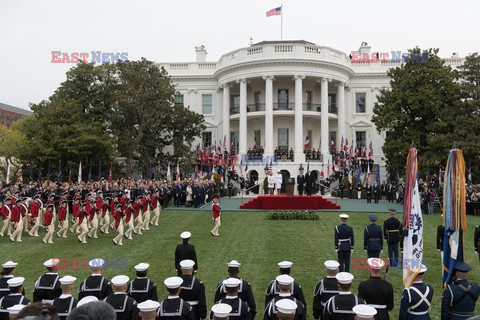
{"left": 266, "top": 6, "right": 281, "bottom": 16}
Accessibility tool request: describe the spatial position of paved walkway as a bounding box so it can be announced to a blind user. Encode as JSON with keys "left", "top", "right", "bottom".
{"left": 165, "top": 196, "right": 403, "bottom": 213}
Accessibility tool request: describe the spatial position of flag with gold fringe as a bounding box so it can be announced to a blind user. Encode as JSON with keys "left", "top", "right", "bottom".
{"left": 402, "top": 147, "right": 424, "bottom": 288}
{"left": 442, "top": 148, "right": 467, "bottom": 287}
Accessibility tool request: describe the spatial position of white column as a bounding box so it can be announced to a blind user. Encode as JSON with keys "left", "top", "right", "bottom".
{"left": 320, "top": 78, "right": 329, "bottom": 161}
{"left": 222, "top": 84, "right": 230, "bottom": 152}
{"left": 294, "top": 75, "right": 305, "bottom": 163}
{"left": 238, "top": 79, "right": 247, "bottom": 156}
{"left": 263, "top": 75, "right": 274, "bottom": 157}
{"left": 337, "top": 81, "right": 345, "bottom": 149}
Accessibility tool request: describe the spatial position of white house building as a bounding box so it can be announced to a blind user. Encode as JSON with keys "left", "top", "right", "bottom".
{"left": 158, "top": 40, "right": 465, "bottom": 184}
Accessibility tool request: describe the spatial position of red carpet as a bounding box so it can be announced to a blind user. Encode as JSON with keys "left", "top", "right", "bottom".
{"left": 240, "top": 195, "right": 341, "bottom": 210}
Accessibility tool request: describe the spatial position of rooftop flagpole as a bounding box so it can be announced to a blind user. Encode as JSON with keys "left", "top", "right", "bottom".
{"left": 280, "top": 3, "right": 283, "bottom": 40}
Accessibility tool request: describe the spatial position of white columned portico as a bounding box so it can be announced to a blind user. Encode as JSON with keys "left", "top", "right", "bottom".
{"left": 320, "top": 78, "right": 329, "bottom": 161}
{"left": 222, "top": 84, "right": 230, "bottom": 151}
{"left": 238, "top": 79, "right": 247, "bottom": 156}
{"left": 294, "top": 75, "right": 305, "bottom": 163}
{"left": 263, "top": 75, "right": 274, "bottom": 157}
{"left": 337, "top": 81, "right": 345, "bottom": 149}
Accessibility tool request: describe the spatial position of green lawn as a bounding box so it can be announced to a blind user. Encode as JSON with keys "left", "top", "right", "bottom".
{"left": 3, "top": 210, "right": 480, "bottom": 320}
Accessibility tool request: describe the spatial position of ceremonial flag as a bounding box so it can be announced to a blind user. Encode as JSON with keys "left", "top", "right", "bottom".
{"left": 266, "top": 6, "right": 281, "bottom": 16}
{"left": 402, "top": 147, "right": 424, "bottom": 288}
{"left": 304, "top": 136, "right": 310, "bottom": 149}
{"left": 176, "top": 162, "right": 180, "bottom": 181}
{"left": 58, "top": 161, "right": 63, "bottom": 183}
{"left": 368, "top": 142, "right": 373, "bottom": 158}
{"left": 386, "top": 166, "right": 391, "bottom": 185}
{"left": 167, "top": 163, "right": 171, "bottom": 181}
{"left": 223, "top": 135, "right": 226, "bottom": 150}
{"left": 68, "top": 165, "right": 72, "bottom": 184}
{"left": 97, "top": 164, "right": 102, "bottom": 180}
{"left": 108, "top": 163, "right": 113, "bottom": 183}
{"left": 344, "top": 138, "right": 349, "bottom": 152}
{"left": 365, "top": 162, "right": 370, "bottom": 185}
{"left": 356, "top": 163, "right": 361, "bottom": 185}
{"left": 340, "top": 136, "right": 344, "bottom": 153}
{"left": 320, "top": 162, "right": 324, "bottom": 177}
{"left": 253, "top": 138, "right": 257, "bottom": 150}
{"left": 348, "top": 169, "right": 353, "bottom": 185}
{"left": 361, "top": 144, "right": 366, "bottom": 157}
{"left": 442, "top": 148, "right": 467, "bottom": 287}
{"left": 88, "top": 164, "right": 92, "bottom": 181}
{"left": 46, "top": 164, "right": 51, "bottom": 181}
{"left": 5, "top": 159, "right": 10, "bottom": 184}
{"left": 17, "top": 168, "right": 23, "bottom": 183}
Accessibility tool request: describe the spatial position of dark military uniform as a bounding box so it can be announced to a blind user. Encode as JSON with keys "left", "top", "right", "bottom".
{"left": 265, "top": 280, "right": 306, "bottom": 312}
{"left": 264, "top": 296, "right": 306, "bottom": 320}
{"left": 179, "top": 275, "right": 207, "bottom": 320}
{"left": 335, "top": 224, "right": 354, "bottom": 272}
{"left": 0, "top": 294, "right": 30, "bottom": 320}
{"left": 158, "top": 296, "right": 194, "bottom": 320}
{"left": 313, "top": 276, "right": 339, "bottom": 320}
{"left": 366, "top": 185, "right": 372, "bottom": 203}
{"left": 383, "top": 217, "right": 402, "bottom": 267}
{"left": 297, "top": 174, "right": 305, "bottom": 196}
{"left": 0, "top": 276, "right": 24, "bottom": 299}
{"left": 52, "top": 294, "right": 77, "bottom": 320}
{"left": 364, "top": 224, "right": 383, "bottom": 258}
{"left": 474, "top": 225, "right": 480, "bottom": 256}
{"left": 437, "top": 225, "right": 445, "bottom": 252}
{"left": 323, "top": 293, "right": 365, "bottom": 320}
{"left": 175, "top": 243, "right": 198, "bottom": 272}
{"left": 127, "top": 276, "right": 158, "bottom": 303}
{"left": 211, "top": 297, "right": 250, "bottom": 320}
{"left": 357, "top": 276, "right": 394, "bottom": 320}
{"left": 398, "top": 282, "right": 434, "bottom": 320}
{"left": 105, "top": 292, "right": 139, "bottom": 320}
{"left": 441, "top": 279, "right": 480, "bottom": 320}
{"left": 215, "top": 278, "right": 256, "bottom": 319}
{"left": 78, "top": 275, "right": 113, "bottom": 300}
{"left": 33, "top": 273, "right": 62, "bottom": 303}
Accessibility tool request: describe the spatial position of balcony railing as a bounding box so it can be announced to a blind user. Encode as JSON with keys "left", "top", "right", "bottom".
{"left": 231, "top": 103, "right": 337, "bottom": 115}
{"left": 247, "top": 103, "right": 265, "bottom": 112}
{"left": 230, "top": 106, "right": 239, "bottom": 115}
{"left": 273, "top": 102, "right": 294, "bottom": 111}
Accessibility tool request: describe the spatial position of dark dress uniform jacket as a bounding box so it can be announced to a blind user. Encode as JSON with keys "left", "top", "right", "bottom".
{"left": 53, "top": 294, "right": 77, "bottom": 320}
{"left": 357, "top": 277, "right": 394, "bottom": 320}
{"left": 323, "top": 293, "right": 365, "bottom": 320}
{"left": 127, "top": 277, "right": 158, "bottom": 303}
{"left": 0, "top": 294, "right": 31, "bottom": 320}
{"left": 313, "top": 277, "right": 339, "bottom": 320}
{"left": 441, "top": 279, "right": 480, "bottom": 320}
{"left": 105, "top": 292, "right": 139, "bottom": 320}
{"left": 364, "top": 224, "right": 383, "bottom": 251}
{"left": 335, "top": 225, "right": 354, "bottom": 251}
{"left": 398, "top": 282, "right": 434, "bottom": 320}
{"left": 211, "top": 297, "right": 250, "bottom": 320}
{"left": 215, "top": 277, "right": 256, "bottom": 319}
{"left": 78, "top": 275, "right": 113, "bottom": 300}
{"left": 179, "top": 275, "right": 207, "bottom": 320}
{"left": 175, "top": 244, "right": 198, "bottom": 271}
{"left": 265, "top": 280, "right": 306, "bottom": 312}
{"left": 0, "top": 276, "right": 24, "bottom": 299}
{"left": 383, "top": 218, "right": 402, "bottom": 243}
{"left": 33, "top": 273, "right": 62, "bottom": 303}
{"left": 264, "top": 295, "right": 306, "bottom": 320}
{"left": 158, "top": 296, "right": 194, "bottom": 320}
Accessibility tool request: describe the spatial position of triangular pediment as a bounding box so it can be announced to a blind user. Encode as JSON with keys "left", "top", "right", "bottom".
{"left": 350, "top": 119, "right": 372, "bottom": 127}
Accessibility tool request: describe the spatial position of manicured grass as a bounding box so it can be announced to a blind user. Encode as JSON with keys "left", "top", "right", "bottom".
{"left": 3, "top": 210, "right": 480, "bottom": 320}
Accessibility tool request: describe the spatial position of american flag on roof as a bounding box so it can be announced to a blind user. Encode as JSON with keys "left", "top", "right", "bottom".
{"left": 266, "top": 7, "right": 282, "bottom": 16}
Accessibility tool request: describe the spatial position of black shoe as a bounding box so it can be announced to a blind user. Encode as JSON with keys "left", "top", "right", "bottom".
{"left": 112, "top": 239, "right": 117, "bottom": 245}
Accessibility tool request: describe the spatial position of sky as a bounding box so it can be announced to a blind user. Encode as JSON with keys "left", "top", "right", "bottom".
{"left": 0, "top": 0, "right": 478, "bottom": 110}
